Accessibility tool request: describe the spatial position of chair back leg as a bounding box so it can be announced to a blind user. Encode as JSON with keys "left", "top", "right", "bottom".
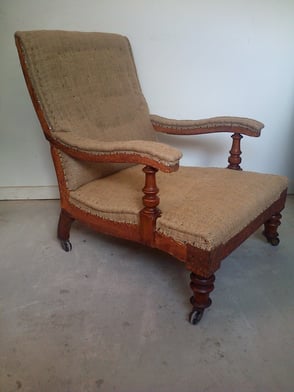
{"left": 58, "top": 209, "right": 74, "bottom": 251}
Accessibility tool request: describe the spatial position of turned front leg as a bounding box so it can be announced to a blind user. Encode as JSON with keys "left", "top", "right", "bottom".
{"left": 263, "top": 212, "right": 282, "bottom": 246}
{"left": 189, "top": 273, "right": 215, "bottom": 324}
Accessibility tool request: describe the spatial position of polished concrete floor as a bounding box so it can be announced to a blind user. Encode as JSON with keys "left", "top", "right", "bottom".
{"left": 0, "top": 197, "right": 293, "bottom": 392}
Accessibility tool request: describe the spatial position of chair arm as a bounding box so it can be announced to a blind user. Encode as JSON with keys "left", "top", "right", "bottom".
{"left": 51, "top": 131, "right": 182, "bottom": 173}
{"left": 150, "top": 114, "right": 264, "bottom": 137}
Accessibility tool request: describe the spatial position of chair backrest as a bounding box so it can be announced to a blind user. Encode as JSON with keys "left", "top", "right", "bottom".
{"left": 15, "top": 30, "right": 156, "bottom": 188}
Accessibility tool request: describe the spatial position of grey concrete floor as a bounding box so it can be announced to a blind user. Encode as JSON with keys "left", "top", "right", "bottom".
{"left": 0, "top": 197, "right": 293, "bottom": 392}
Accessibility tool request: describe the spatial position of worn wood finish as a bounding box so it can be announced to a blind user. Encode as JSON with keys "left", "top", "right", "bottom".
{"left": 15, "top": 36, "right": 52, "bottom": 141}
{"left": 264, "top": 213, "right": 282, "bottom": 246}
{"left": 227, "top": 133, "right": 243, "bottom": 170}
{"left": 15, "top": 34, "right": 287, "bottom": 324}
{"left": 140, "top": 166, "right": 161, "bottom": 245}
{"left": 58, "top": 209, "right": 75, "bottom": 241}
{"left": 50, "top": 146, "right": 70, "bottom": 203}
{"left": 57, "top": 209, "right": 75, "bottom": 251}
{"left": 190, "top": 273, "right": 215, "bottom": 310}
{"left": 67, "top": 202, "right": 141, "bottom": 243}
{"left": 189, "top": 273, "right": 216, "bottom": 324}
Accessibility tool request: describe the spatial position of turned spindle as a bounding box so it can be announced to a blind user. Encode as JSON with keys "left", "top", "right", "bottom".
{"left": 139, "top": 166, "right": 161, "bottom": 244}
{"left": 227, "top": 133, "right": 243, "bottom": 170}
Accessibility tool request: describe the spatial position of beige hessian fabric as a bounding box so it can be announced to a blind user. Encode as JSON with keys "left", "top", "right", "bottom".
{"left": 57, "top": 151, "right": 132, "bottom": 191}
{"left": 54, "top": 132, "right": 182, "bottom": 167}
{"left": 16, "top": 30, "right": 156, "bottom": 183}
{"left": 69, "top": 165, "right": 288, "bottom": 251}
{"left": 150, "top": 115, "right": 264, "bottom": 136}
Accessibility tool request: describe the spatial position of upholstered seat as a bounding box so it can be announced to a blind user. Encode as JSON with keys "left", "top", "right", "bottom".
{"left": 15, "top": 30, "right": 288, "bottom": 324}
{"left": 70, "top": 165, "right": 287, "bottom": 250}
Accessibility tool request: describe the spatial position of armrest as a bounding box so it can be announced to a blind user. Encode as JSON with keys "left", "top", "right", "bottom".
{"left": 150, "top": 114, "right": 264, "bottom": 137}
{"left": 50, "top": 131, "right": 182, "bottom": 173}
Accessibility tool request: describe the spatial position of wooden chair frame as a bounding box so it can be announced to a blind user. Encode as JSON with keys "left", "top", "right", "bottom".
{"left": 15, "top": 35, "right": 287, "bottom": 324}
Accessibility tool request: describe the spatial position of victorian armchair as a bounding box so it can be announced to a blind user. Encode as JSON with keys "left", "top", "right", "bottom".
{"left": 15, "top": 30, "right": 287, "bottom": 324}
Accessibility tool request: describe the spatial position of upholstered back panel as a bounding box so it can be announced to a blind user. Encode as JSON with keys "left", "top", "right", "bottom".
{"left": 16, "top": 30, "right": 156, "bottom": 188}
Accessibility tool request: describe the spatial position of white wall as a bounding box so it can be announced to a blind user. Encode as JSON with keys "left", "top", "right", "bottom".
{"left": 1, "top": 0, "right": 294, "bottom": 198}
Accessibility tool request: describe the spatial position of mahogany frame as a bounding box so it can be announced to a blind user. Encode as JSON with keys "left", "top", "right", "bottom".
{"left": 15, "top": 36, "right": 287, "bottom": 324}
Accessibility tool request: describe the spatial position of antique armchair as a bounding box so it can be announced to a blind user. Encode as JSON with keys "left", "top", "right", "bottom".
{"left": 15, "top": 30, "right": 288, "bottom": 324}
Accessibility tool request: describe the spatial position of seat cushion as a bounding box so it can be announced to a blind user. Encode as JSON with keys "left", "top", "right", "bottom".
{"left": 70, "top": 165, "right": 287, "bottom": 251}
{"left": 156, "top": 167, "right": 287, "bottom": 250}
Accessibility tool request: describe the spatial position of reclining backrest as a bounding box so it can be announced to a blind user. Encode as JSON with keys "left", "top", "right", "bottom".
{"left": 15, "top": 30, "right": 156, "bottom": 189}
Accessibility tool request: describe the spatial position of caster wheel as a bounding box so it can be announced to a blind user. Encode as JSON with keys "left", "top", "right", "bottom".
{"left": 263, "top": 231, "right": 280, "bottom": 247}
{"left": 269, "top": 237, "right": 280, "bottom": 246}
{"left": 61, "top": 240, "right": 72, "bottom": 252}
{"left": 189, "top": 309, "right": 204, "bottom": 325}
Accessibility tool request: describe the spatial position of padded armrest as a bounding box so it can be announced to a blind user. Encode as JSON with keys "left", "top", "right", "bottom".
{"left": 150, "top": 115, "right": 264, "bottom": 137}
{"left": 52, "top": 131, "right": 182, "bottom": 173}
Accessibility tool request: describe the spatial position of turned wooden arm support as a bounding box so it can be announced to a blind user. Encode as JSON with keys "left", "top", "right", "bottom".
{"left": 50, "top": 132, "right": 168, "bottom": 245}
{"left": 49, "top": 131, "right": 182, "bottom": 173}
{"left": 151, "top": 114, "right": 264, "bottom": 171}
{"left": 150, "top": 114, "right": 264, "bottom": 137}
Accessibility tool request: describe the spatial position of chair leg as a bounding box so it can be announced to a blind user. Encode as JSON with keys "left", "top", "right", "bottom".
{"left": 57, "top": 209, "right": 74, "bottom": 252}
{"left": 263, "top": 212, "right": 282, "bottom": 246}
{"left": 189, "top": 273, "right": 215, "bottom": 325}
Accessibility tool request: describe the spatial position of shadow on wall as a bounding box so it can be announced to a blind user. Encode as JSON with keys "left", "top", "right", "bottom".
{"left": 285, "top": 103, "right": 294, "bottom": 193}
